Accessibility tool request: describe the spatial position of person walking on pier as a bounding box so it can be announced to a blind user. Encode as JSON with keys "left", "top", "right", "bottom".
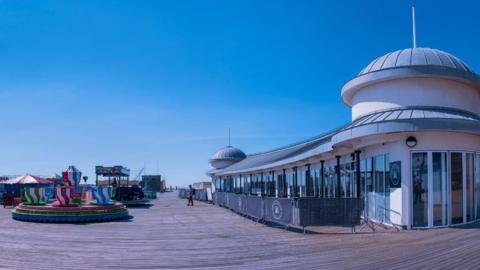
{"left": 187, "top": 185, "right": 195, "bottom": 206}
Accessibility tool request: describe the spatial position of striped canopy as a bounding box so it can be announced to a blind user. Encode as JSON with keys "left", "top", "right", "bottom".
{"left": 3, "top": 174, "right": 52, "bottom": 185}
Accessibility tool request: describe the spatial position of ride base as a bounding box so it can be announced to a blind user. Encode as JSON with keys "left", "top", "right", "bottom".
{"left": 12, "top": 203, "right": 129, "bottom": 223}
{"left": 120, "top": 199, "right": 152, "bottom": 207}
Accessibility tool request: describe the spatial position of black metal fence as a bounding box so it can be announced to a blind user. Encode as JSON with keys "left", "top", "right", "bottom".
{"left": 263, "top": 197, "right": 295, "bottom": 226}
{"left": 178, "top": 189, "right": 187, "bottom": 198}
{"left": 212, "top": 192, "right": 362, "bottom": 227}
{"left": 194, "top": 189, "right": 208, "bottom": 201}
{"left": 178, "top": 188, "right": 209, "bottom": 201}
{"left": 296, "top": 197, "right": 363, "bottom": 226}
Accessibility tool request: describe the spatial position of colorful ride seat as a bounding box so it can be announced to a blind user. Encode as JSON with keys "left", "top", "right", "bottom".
{"left": 54, "top": 187, "right": 75, "bottom": 206}
{"left": 22, "top": 187, "right": 46, "bottom": 205}
{"left": 91, "top": 186, "right": 114, "bottom": 205}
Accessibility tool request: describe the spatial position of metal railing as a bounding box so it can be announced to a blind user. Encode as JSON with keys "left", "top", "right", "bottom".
{"left": 212, "top": 192, "right": 363, "bottom": 229}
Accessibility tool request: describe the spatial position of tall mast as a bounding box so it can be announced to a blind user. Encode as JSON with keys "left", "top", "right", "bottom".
{"left": 228, "top": 128, "right": 231, "bottom": 146}
{"left": 412, "top": 5, "right": 417, "bottom": 48}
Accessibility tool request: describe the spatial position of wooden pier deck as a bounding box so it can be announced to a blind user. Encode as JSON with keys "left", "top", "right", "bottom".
{"left": 0, "top": 192, "right": 479, "bottom": 269}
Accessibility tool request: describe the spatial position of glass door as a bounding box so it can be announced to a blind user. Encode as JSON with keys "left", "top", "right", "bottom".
{"left": 412, "top": 152, "right": 428, "bottom": 227}
{"left": 450, "top": 152, "right": 463, "bottom": 225}
{"left": 412, "top": 151, "right": 478, "bottom": 228}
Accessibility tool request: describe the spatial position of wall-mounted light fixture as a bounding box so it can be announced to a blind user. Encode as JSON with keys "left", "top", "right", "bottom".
{"left": 406, "top": 136, "right": 417, "bottom": 148}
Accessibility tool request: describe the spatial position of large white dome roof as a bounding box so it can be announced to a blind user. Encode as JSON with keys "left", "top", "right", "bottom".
{"left": 359, "top": 48, "right": 474, "bottom": 76}
{"left": 341, "top": 47, "right": 480, "bottom": 106}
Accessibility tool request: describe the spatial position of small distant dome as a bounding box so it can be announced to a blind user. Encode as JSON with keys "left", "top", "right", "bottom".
{"left": 211, "top": 146, "right": 246, "bottom": 161}
{"left": 209, "top": 146, "right": 246, "bottom": 169}
{"left": 342, "top": 47, "right": 480, "bottom": 106}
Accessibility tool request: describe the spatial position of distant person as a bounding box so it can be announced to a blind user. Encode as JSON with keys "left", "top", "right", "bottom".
{"left": 187, "top": 185, "right": 195, "bottom": 206}
{"left": 2, "top": 192, "right": 7, "bottom": 208}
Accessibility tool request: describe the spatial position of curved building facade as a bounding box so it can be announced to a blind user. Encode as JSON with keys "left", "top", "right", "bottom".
{"left": 207, "top": 46, "right": 480, "bottom": 229}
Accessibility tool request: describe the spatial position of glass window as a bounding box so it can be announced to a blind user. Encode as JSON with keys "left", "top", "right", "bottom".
{"left": 374, "top": 155, "right": 385, "bottom": 222}
{"left": 226, "top": 177, "right": 230, "bottom": 193}
{"left": 272, "top": 172, "right": 276, "bottom": 197}
{"left": 340, "top": 164, "right": 347, "bottom": 197}
{"left": 476, "top": 153, "right": 480, "bottom": 220}
{"left": 466, "top": 153, "right": 475, "bottom": 222}
{"left": 384, "top": 154, "right": 390, "bottom": 222}
{"left": 214, "top": 179, "right": 219, "bottom": 191}
{"left": 287, "top": 171, "right": 294, "bottom": 198}
{"left": 322, "top": 167, "right": 328, "bottom": 197}
{"left": 238, "top": 176, "right": 242, "bottom": 194}
{"left": 238, "top": 176, "right": 241, "bottom": 194}
{"left": 276, "top": 173, "right": 281, "bottom": 197}
{"left": 297, "top": 168, "right": 304, "bottom": 197}
{"left": 432, "top": 152, "right": 448, "bottom": 226}
{"left": 343, "top": 162, "right": 356, "bottom": 198}
{"left": 243, "top": 175, "right": 250, "bottom": 195}
{"left": 331, "top": 166, "right": 337, "bottom": 198}
{"left": 296, "top": 168, "right": 305, "bottom": 197}
{"left": 412, "top": 152, "right": 428, "bottom": 227}
{"left": 349, "top": 162, "right": 356, "bottom": 198}
{"left": 360, "top": 159, "right": 366, "bottom": 200}
{"left": 277, "top": 171, "right": 287, "bottom": 198}
{"left": 451, "top": 152, "right": 463, "bottom": 225}
{"left": 312, "top": 168, "right": 320, "bottom": 197}
{"left": 324, "top": 166, "right": 334, "bottom": 198}
{"left": 294, "top": 169, "right": 299, "bottom": 197}
{"left": 269, "top": 172, "right": 276, "bottom": 197}
{"left": 306, "top": 167, "right": 314, "bottom": 197}
{"left": 288, "top": 169, "right": 297, "bottom": 198}
{"left": 264, "top": 173, "right": 269, "bottom": 196}
{"left": 253, "top": 174, "right": 261, "bottom": 196}
{"left": 366, "top": 158, "right": 375, "bottom": 219}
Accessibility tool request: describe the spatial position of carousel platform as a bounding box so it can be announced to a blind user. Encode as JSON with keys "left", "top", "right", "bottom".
{"left": 12, "top": 203, "right": 129, "bottom": 223}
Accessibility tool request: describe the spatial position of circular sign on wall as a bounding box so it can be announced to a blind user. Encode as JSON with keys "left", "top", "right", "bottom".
{"left": 272, "top": 200, "right": 283, "bottom": 220}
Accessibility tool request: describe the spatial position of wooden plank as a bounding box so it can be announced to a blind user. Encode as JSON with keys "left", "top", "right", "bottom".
{"left": 0, "top": 192, "right": 478, "bottom": 269}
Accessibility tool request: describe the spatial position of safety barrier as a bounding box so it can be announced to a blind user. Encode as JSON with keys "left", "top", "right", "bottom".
{"left": 212, "top": 192, "right": 363, "bottom": 227}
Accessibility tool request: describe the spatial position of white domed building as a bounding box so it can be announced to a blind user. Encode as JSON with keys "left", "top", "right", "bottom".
{"left": 208, "top": 46, "right": 480, "bottom": 229}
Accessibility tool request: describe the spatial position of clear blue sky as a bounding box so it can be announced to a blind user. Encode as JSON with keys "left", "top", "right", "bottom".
{"left": 0, "top": 0, "right": 478, "bottom": 186}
